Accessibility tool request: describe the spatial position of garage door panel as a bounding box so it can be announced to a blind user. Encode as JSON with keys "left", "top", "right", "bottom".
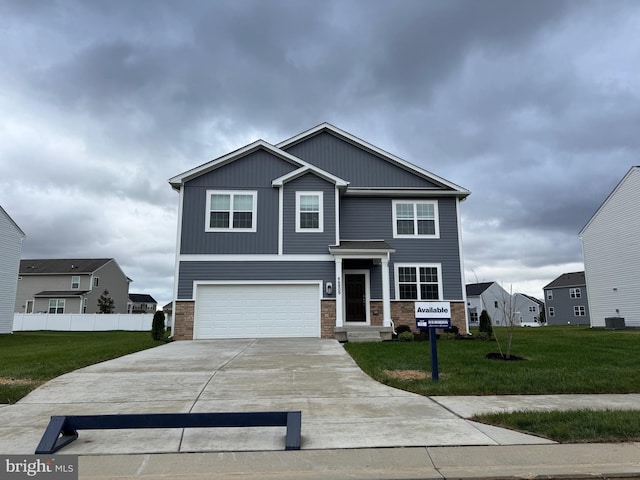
{"left": 195, "top": 284, "right": 320, "bottom": 339}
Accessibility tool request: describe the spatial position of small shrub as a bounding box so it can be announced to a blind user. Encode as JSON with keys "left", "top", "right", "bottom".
{"left": 398, "top": 331, "right": 414, "bottom": 342}
{"left": 479, "top": 310, "right": 493, "bottom": 338}
{"left": 151, "top": 311, "right": 166, "bottom": 341}
{"left": 444, "top": 325, "right": 459, "bottom": 335}
{"left": 395, "top": 324, "right": 412, "bottom": 334}
{"left": 475, "top": 331, "right": 493, "bottom": 341}
{"left": 440, "top": 332, "right": 457, "bottom": 340}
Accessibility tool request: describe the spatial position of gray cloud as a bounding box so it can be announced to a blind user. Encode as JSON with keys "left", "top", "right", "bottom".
{"left": 1, "top": 0, "right": 639, "bottom": 302}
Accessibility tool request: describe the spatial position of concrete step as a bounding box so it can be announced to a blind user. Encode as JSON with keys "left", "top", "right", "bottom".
{"left": 346, "top": 331, "right": 382, "bottom": 343}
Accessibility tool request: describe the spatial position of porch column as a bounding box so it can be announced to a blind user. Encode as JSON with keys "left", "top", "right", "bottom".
{"left": 334, "top": 257, "right": 343, "bottom": 327}
{"left": 381, "top": 255, "right": 392, "bottom": 327}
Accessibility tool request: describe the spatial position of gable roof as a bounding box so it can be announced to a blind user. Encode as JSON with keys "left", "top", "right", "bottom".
{"left": 277, "top": 123, "right": 470, "bottom": 197}
{"left": 20, "top": 258, "right": 113, "bottom": 275}
{"left": 466, "top": 282, "right": 495, "bottom": 296}
{"left": 515, "top": 293, "right": 545, "bottom": 307}
{"left": 169, "top": 140, "right": 309, "bottom": 190}
{"left": 129, "top": 293, "right": 157, "bottom": 303}
{"left": 169, "top": 123, "right": 470, "bottom": 198}
{"left": 579, "top": 166, "right": 640, "bottom": 235}
{"left": 543, "top": 271, "right": 586, "bottom": 290}
{"left": 0, "top": 205, "right": 26, "bottom": 238}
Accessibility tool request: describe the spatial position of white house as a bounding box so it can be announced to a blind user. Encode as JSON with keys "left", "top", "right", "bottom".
{"left": 579, "top": 166, "right": 640, "bottom": 328}
{"left": 466, "top": 282, "right": 512, "bottom": 326}
{"left": 0, "top": 206, "right": 26, "bottom": 334}
{"left": 513, "top": 293, "right": 544, "bottom": 326}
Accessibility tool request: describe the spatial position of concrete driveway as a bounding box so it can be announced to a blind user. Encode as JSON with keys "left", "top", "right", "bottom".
{"left": 0, "top": 338, "right": 551, "bottom": 455}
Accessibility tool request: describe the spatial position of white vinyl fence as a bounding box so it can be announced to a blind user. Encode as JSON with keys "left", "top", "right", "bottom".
{"left": 13, "top": 313, "right": 154, "bottom": 332}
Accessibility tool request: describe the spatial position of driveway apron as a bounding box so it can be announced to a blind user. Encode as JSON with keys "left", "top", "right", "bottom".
{"left": 0, "top": 338, "right": 551, "bottom": 454}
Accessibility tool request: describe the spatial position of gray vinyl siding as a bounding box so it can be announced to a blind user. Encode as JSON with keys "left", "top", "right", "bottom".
{"left": 177, "top": 261, "right": 335, "bottom": 299}
{"left": 283, "top": 132, "right": 439, "bottom": 188}
{"left": 180, "top": 150, "right": 298, "bottom": 254}
{"left": 283, "top": 173, "right": 336, "bottom": 254}
{"left": 340, "top": 196, "right": 463, "bottom": 300}
{"left": 544, "top": 286, "right": 590, "bottom": 326}
{"left": 0, "top": 211, "right": 23, "bottom": 332}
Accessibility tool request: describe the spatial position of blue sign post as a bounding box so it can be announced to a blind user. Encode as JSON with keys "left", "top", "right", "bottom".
{"left": 415, "top": 302, "right": 452, "bottom": 382}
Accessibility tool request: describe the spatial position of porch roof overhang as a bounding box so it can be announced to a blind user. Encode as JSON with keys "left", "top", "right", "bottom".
{"left": 34, "top": 290, "right": 89, "bottom": 298}
{"left": 328, "top": 240, "right": 395, "bottom": 258}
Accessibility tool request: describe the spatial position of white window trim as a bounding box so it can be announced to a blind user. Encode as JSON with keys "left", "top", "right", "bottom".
{"left": 71, "top": 275, "right": 80, "bottom": 289}
{"left": 570, "top": 287, "right": 581, "bottom": 299}
{"left": 394, "top": 263, "right": 443, "bottom": 301}
{"left": 574, "top": 305, "right": 586, "bottom": 316}
{"left": 549, "top": 307, "right": 555, "bottom": 316}
{"left": 48, "top": 298, "right": 65, "bottom": 314}
{"left": 295, "top": 191, "right": 324, "bottom": 233}
{"left": 392, "top": 199, "right": 440, "bottom": 238}
{"left": 205, "top": 190, "right": 258, "bottom": 232}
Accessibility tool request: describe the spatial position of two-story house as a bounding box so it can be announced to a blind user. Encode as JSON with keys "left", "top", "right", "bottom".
{"left": 15, "top": 258, "right": 131, "bottom": 315}
{"left": 465, "top": 282, "right": 512, "bottom": 327}
{"left": 542, "top": 272, "right": 590, "bottom": 326}
{"left": 128, "top": 293, "right": 158, "bottom": 314}
{"left": 579, "top": 166, "right": 640, "bottom": 328}
{"left": 0, "top": 206, "right": 26, "bottom": 334}
{"left": 513, "top": 293, "right": 545, "bottom": 326}
{"left": 169, "top": 123, "right": 470, "bottom": 341}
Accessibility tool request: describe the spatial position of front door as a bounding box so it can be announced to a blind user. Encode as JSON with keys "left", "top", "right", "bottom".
{"left": 345, "top": 273, "right": 367, "bottom": 322}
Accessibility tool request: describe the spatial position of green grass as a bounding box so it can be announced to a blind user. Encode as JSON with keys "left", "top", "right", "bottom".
{"left": 344, "top": 326, "right": 640, "bottom": 395}
{"left": 344, "top": 327, "right": 640, "bottom": 442}
{"left": 0, "top": 331, "right": 163, "bottom": 404}
{"left": 472, "top": 409, "right": 640, "bottom": 443}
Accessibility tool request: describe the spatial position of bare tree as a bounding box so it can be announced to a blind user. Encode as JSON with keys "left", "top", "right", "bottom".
{"left": 491, "top": 284, "right": 527, "bottom": 359}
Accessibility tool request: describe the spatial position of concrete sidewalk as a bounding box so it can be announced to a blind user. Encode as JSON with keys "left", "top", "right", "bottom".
{"left": 79, "top": 444, "right": 640, "bottom": 479}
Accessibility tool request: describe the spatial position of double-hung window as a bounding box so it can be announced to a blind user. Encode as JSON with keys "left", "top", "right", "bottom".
{"left": 296, "top": 191, "right": 323, "bottom": 232}
{"left": 49, "top": 299, "right": 65, "bottom": 314}
{"left": 206, "top": 190, "right": 257, "bottom": 232}
{"left": 574, "top": 305, "right": 586, "bottom": 316}
{"left": 570, "top": 288, "right": 581, "bottom": 298}
{"left": 392, "top": 200, "right": 439, "bottom": 238}
{"left": 71, "top": 276, "right": 80, "bottom": 289}
{"left": 395, "top": 264, "right": 442, "bottom": 300}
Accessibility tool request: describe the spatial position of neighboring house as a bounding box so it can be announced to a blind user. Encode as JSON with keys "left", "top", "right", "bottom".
{"left": 169, "top": 122, "right": 470, "bottom": 341}
{"left": 513, "top": 293, "right": 545, "bottom": 325}
{"left": 542, "top": 272, "right": 590, "bottom": 326}
{"left": 465, "top": 282, "right": 512, "bottom": 326}
{"left": 0, "top": 206, "right": 26, "bottom": 334}
{"left": 579, "top": 166, "right": 640, "bottom": 328}
{"left": 128, "top": 293, "right": 157, "bottom": 314}
{"left": 15, "top": 258, "right": 131, "bottom": 314}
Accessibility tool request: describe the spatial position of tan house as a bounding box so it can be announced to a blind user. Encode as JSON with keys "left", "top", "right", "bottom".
{"left": 16, "top": 258, "right": 131, "bottom": 314}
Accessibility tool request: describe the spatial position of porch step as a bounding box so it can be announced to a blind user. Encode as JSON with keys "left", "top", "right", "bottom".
{"left": 346, "top": 331, "right": 383, "bottom": 343}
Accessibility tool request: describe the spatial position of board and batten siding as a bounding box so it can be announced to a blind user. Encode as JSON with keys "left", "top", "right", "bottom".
{"left": 180, "top": 150, "right": 298, "bottom": 255}
{"left": 177, "top": 261, "right": 335, "bottom": 300}
{"left": 0, "top": 208, "right": 25, "bottom": 333}
{"left": 283, "top": 131, "right": 439, "bottom": 188}
{"left": 340, "top": 196, "right": 463, "bottom": 300}
{"left": 581, "top": 167, "right": 640, "bottom": 327}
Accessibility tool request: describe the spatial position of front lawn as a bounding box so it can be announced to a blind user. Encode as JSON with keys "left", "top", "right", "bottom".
{"left": 344, "top": 327, "right": 640, "bottom": 443}
{"left": 0, "top": 331, "right": 163, "bottom": 404}
{"left": 344, "top": 326, "right": 640, "bottom": 395}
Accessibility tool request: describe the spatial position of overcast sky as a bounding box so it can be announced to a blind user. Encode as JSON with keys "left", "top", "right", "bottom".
{"left": 1, "top": 0, "right": 638, "bottom": 306}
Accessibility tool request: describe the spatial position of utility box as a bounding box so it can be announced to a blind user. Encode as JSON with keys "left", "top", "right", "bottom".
{"left": 605, "top": 317, "right": 625, "bottom": 330}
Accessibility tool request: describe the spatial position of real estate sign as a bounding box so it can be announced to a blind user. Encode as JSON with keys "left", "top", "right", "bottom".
{"left": 415, "top": 301, "right": 452, "bottom": 329}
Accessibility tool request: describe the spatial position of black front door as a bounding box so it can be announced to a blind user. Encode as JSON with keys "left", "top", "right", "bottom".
{"left": 345, "top": 274, "right": 367, "bottom": 322}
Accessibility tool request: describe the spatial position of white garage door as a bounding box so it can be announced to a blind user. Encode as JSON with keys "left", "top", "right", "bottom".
{"left": 194, "top": 283, "right": 321, "bottom": 339}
